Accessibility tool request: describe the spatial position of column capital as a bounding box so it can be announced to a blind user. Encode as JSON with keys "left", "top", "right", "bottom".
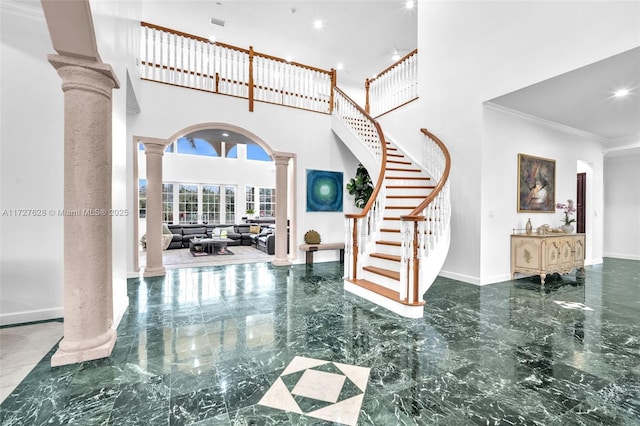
{"left": 271, "top": 151, "right": 293, "bottom": 166}
{"left": 48, "top": 54, "right": 120, "bottom": 90}
{"left": 139, "top": 138, "right": 169, "bottom": 156}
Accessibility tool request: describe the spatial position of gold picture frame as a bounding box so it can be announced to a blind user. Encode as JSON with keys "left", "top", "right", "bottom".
{"left": 517, "top": 153, "right": 556, "bottom": 212}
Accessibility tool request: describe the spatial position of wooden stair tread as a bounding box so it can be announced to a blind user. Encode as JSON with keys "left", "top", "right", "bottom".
{"left": 383, "top": 217, "right": 401, "bottom": 220}
{"left": 346, "top": 279, "right": 425, "bottom": 307}
{"left": 386, "top": 176, "right": 431, "bottom": 180}
{"left": 363, "top": 265, "right": 400, "bottom": 281}
{"left": 387, "top": 153, "right": 405, "bottom": 158}
{"left": 387, "top": 159, "right": 412, "bottom": 165}
{"left": 387, "top": 195, "right": 426, "bottom": 199}
{"left": 386, "top": 167, "right": 421, "bottom": 172}
{"left": 387, "top": 185, "right": 435, "bottom": 189}
{"left": 377, "top": 240, "right": 401, "bottom": 246}
{"left": 370, "top": 252, "right": 401, "bottom": 262}
{"left": 380, "top": 228, "right": 400, "bottom": 233}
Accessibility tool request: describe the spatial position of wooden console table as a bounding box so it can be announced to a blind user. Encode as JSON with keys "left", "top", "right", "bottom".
{"left": 511, "top": 233, "right": 585, "bottom": 285}
{"left": 299, "top": 243, "right": 345, "bottom": 264}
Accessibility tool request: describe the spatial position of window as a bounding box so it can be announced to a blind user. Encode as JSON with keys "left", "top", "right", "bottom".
{"left": 176, "top": 137, "right": 218, "bottom": 157}
{"left": 246, "top": 144, "right": 271, "bottom": 161}
{"left": 259, "top": 187, "right": 275, "bottom": 217}
{"left": 245, "top": 186, "right": 255, "bottom": 214}
{"left": 178, "top": 184, "right": 198, "bottom": 223}
{"left": 139, "top": 179, "right": 147, "bottom": 218}
{"left": 162, "top": 183, "right": 174, "bottom": 223}
{"left": 226, "top": 144, "right": 238, "bottom": 159}
{"left": 202, "top": 185, "right": 220, "bottom": 224}
{"left": 225, "top": 186, "right": 236, "bottom": 223}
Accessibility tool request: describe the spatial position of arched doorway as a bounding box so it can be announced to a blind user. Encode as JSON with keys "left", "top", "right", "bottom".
{"left": 134, "top": 123, "right": 295, "bottom": 274}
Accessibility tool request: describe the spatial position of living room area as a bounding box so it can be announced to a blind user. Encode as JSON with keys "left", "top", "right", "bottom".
{"left": 137, "top": 130, "right": 285, "bottom": 268}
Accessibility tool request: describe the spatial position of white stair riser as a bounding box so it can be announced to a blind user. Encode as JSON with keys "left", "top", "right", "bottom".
{"left": 386, "top": 187, "right": 433, "bottom": 196}
{"left": 385, "top": 178, "right": 430, "bottom": 187}
{"left": 368, "top": 256, "right": 402, "bottom": 271}
{"left": 360, "top": 270, "right": 401, "bottom": 290}
{"left": 378, "top": 231, "right": 403, "bottom": 243}
{"left": 385, "top": 197, "right": 423, "bottom": 207}
{"left": 374, "top": 243, "right": 402, "bottom": 256}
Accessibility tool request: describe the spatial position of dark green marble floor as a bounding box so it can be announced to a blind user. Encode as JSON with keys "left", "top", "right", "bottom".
{"left": 1, "top": 258, "right": 639, "bottom": 425}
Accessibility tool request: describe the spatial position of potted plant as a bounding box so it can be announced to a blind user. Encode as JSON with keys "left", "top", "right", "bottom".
{"left": 346, "top": 163, "right": 373, "bottom": 209}
{"left": 556, "top": 199, "right": 576, "bottom": 233}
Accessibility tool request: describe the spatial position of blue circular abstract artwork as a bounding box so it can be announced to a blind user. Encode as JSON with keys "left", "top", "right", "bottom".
{"left": 306, "top": 169, "right": 343, "bottom": 212}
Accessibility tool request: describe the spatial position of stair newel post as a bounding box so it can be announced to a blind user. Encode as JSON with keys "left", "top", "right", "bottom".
{"left": 329, "top": 68, "right": 336, "bottom": 113}
{"left": 364, "top": 78, "right": 371, "bottom": 114}
{"left": 411, "top": 219, "right": 421, "bottom": 305}
{"left": 248, "top": 46, "right": 254, "bottom": 112}
{"left": 351, "top": 216, "right": 359, "bottom": 280}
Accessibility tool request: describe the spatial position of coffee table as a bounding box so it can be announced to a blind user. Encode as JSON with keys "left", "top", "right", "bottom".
{"left": 189, "top": 237, "right": 234, "bottom": 256}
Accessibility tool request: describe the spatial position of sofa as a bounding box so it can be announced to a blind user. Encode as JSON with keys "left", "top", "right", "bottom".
{"left": 165, "top": 223, "right": 272, "bottom": 249}
{"left": 249, "top": 225, "right": 289, "bottom": 255}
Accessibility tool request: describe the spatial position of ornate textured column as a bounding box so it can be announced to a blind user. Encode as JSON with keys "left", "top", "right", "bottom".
{"left": 141, "top": 139, "right": 167, "bottom": 277}
{"left": 48, "top": 55, "right": 119, "bottom": 366}
{"left": 272, "top": 152, "right": 292, "bottom": 266}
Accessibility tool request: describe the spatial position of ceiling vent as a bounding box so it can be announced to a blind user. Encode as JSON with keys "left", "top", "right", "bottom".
{"left": 210, "top": 17, "right": 226, "bottom": 27}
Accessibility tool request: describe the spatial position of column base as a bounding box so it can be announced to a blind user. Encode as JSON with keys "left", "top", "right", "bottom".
{"left": 51, "top": 329, "right": 116, "bottom": 367}
{"left": 272, "top": 258, "right": 291, "bottom": 267}
{"left": 143, "top": 265, "right": 166, "bottom": 277}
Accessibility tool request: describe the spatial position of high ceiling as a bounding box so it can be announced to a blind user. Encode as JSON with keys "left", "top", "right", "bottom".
{"left": 141, "top": 0, "right": 418, "bottom": 88}
{"left": 489, "top": 47, "right": 640, "bottom": 144}
{"left": 143, "top": 1, "right": 639, "bottom": 149}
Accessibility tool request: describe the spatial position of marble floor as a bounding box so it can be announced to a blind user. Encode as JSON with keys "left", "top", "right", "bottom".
{"left": 1, "top": 258, "right": 639, "bottom": 425}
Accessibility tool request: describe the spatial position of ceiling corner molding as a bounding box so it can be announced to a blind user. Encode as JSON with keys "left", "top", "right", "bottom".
{"left": 484, "top": 101, "right": 606, "bottom": 142}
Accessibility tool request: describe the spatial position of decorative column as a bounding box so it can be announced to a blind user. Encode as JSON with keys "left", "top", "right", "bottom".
{"left": 141, "top": 139, "right": 167, "bottom": 277}
{"left": 48, "top": 55, "right": 119, "bottom": 366}
{"left": 272, "top": 152, "right": 292, "bottom": 266}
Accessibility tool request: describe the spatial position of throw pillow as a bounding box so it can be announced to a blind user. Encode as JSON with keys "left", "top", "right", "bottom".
{"left": 221, "top": 226, "right": 235, "bottom": 234}
{"left": 249, "top": 225, "right": 261, "bottom": 234}
{"left": 211, "top": 228, "right": 221, "bottom": 237}
{"left": 162, "top": 223, "right": 172, "bottom": 235}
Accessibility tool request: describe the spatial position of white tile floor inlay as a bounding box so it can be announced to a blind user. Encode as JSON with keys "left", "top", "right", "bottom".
{"left": 258, "top": 355, "right": 371, "bottom": 425}
{"left": 554, "top": 300, "right": 594, "bottom": 311}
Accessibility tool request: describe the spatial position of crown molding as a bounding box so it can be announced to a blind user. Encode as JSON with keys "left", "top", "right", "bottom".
{"left": 484, "top": 101, "right": 607, "bottom": 142}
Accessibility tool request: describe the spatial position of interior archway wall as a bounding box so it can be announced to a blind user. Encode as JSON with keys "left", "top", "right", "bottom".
{"left": 133, "top": 122, "right": 294, "bottom": 272}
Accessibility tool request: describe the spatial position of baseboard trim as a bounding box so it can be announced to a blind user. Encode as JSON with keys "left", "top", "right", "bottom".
{"left": 0, "top": 307, "right": 64, "bottom": 327}
{"left": 603, "top": 253, "right": 640, "bottom": 261}
{"left": 438, "top": 270, "right": 481, "bottom": 285}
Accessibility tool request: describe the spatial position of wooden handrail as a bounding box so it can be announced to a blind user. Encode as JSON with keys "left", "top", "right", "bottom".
{"left": 368, "top": 49, "right": 417, "bottom": 84}
{"left": 336, "top": 87, "right": 387, "bottom": 221}
{"left": 402, "top": 128, "right": 451, "bottom": 220}
{"left": 141, "top": 21, "right": 332, "bottom": 77}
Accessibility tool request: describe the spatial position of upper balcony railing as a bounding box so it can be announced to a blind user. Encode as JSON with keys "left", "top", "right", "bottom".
{"left": 365, "top": 49, "right": 418, "bottom": 118}
{"left": 140, "top": 22, "right": 336, "bottom": 114}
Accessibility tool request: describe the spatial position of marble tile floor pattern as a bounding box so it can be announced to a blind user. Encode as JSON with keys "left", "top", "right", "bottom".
{"left": 0, "top": 258, "right": 639, "bottom": 425}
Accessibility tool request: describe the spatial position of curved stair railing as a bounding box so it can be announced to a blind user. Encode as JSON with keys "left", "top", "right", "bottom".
{"left": 333, "top": 88, "right": 451, "bottom": 316}
{"left": 400, "top": 129, "right": 451, "bottom": 304}
{"left": 333, "top": 88, "right": 387, "bottom": 281}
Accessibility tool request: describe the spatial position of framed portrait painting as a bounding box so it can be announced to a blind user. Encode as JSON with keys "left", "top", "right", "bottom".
{"left": 517, "top": 153, "right": 555, "bottom": 212}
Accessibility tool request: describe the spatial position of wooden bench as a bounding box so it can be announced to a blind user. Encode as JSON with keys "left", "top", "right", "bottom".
{"left": 299, "top": 242, "right": 345, "bottom": 264}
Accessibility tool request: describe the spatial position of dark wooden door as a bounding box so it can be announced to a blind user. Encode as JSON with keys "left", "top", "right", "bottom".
{"left": 576, "top": 173, "right": 586, "bottom": 233}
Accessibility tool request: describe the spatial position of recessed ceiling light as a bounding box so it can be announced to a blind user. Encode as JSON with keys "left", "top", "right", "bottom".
{"left": 405, "top": 0, "right": 415, "bottom": 9}
{"left": 336, "top": 63, "right": 344, "bottom": 70}
{"left": 313, "top": 19, "right": 323, "bottom": 30}
{"left": 614, "top": 89, "right": 630, "bottom": 98}
{"left": 392, "top": 50, "right": 400, "bottom": 61}
{"left": 222, "top": 132, "right": 229, "bottom": 137}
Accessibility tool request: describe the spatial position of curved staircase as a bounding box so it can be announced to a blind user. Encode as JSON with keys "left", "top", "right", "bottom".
{"left": 332, "top": 88, "right": 451, "bottom": 318}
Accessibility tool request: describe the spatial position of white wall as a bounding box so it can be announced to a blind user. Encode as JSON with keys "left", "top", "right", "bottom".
{"left": 410, "top": 1, "right": 639, "bottom": 284}
{"left": 482, "top": 106, "right": 605, "bottom": 282}
{"left": 130, "top": 80, "right": 360, "bottom": 267}
{"left": 604, "top": 151, "right": 640, "bottom": 260}
{"left": 0, "top": 2, "right": 65, "bottom": 325}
